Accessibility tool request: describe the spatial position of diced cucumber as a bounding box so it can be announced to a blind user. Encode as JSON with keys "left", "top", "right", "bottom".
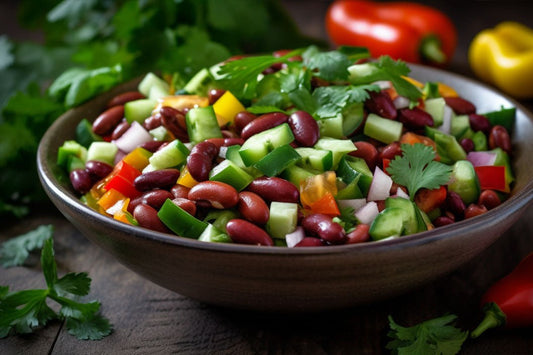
{"left": 342, "top": 102, "right": 364, "bottom": 136}
{"left": 138, "top": 72, "right": 170, "bottom": 97}
{"left": 266, "top": 202, "right": 298, "bottom": 239}
{"left": 318, "top": 114, "right": 344, "bottom": 139}
{"left": 491, "top": 148, "right": 515, "bottom": 187}
{"left": 280, "top": 165, "right": 317, "bottom": 187}
{"left": 149, "top": 126, "right": 170, "bottom": 141}
{"left": 225, "top": 145, "right": 262, "bottom": 178}
{"left": 198, "top": 224, "right": 232, "bottom": 243}
{"left": 148, "top": 84, "right": 169, "bottom": 101}
{"left": 148, "top": 139, "right": 190, "bottom": 169}
{"left": 184, "top": 68, "right": 214, "bottom": 96}
{"left": 253, "top": 144, "right": 301, "bottom": 177}
{"left": 336, "top": 155, "right": 373, "bottom": 195}
{"left": 86, "top": 141, "right": 117, "bottom": 165}
{"left": 336, "top": 177, "right": 363, "bottom": 199}
{"left": 471, "top": 130, "right": 488, "bottom": 151}
{"left": 76, "top": 118, "right": 101, "bottom": 148}
{"left": 295, "top": 147, "right": 333, "bottom": 172}
{"left": 67, "top": 155, "right": 86, "bottom": 173}
{"left": 424, "top": 97, "right": 446, "bottom": 127}
{"left": 239, "top": 123, "right": 294, "bottom": 166}
{"left": 124, "top": 99, "right": 157, "bottom": 123}
{"left": 369, "top": 207, "right": 404, "bottom": 241}
{"left": 314, "top": 137, "right": 356, "bottom": 169}
{"left": 434, "top": 131, "right": 467, "bottom": 164}
{"left": 186, "top": 106, "right": 222, "bottom": 143}
{"left": 347, "top": 63, "right": 379, "bottom": 82}
{"left": 384, "top": 197, "right": 418, "bottom": 235}
{"left": 363, "top": 113, "right": 403, "bottom": 144}
{"left": 209, "top": 159, "right": 254, "bottom": 191}
{"left": 450, "top": 114, "right": 471, "bottom": 140}
{"left": 448, "top": 160, "right": 480, "bottom": 205}
{"left": 203, "top": 209, "right": 239, "bottom": 234}
{"left": 57, "top": 140, "right": 87, "bottom": 169}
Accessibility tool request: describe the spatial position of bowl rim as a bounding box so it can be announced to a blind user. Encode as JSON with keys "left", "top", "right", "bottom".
{"left": 37, "top": 63, "right": 533, "bottom": 256}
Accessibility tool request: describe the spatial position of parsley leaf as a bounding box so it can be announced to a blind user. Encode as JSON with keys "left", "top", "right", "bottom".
{"left": 387, "top": 314, "right": 468, "bottom": 355}
{"left": 387, "top": 143, "right": 452, "bottom": 200}
{"left": 0, "top": 225, "right": 54, "bottom": 268}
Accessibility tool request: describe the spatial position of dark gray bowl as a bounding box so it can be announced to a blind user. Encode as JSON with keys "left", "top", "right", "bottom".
{"left": 37, "top": 65, "right": 533, "bottom": 312}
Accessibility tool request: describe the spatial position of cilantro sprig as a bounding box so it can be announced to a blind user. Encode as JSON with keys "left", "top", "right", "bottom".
{"left": 387, "top": 143, "right": 452, "bottom": 200}
{"left": 387, "top": 314, "right": 468, "bottom": 355}
{"left": 0, "top": 224, "right": 54, "bottom": 267}
{"left": 0, "top": 237, "right": 112, "bottom": 340}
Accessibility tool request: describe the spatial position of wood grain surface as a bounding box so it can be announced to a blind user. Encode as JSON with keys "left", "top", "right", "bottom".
{"left": 2, "top": 1, "right": 533, "bottom": 354}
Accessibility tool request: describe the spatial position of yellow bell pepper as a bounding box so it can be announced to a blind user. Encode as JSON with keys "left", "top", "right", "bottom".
{"left": 469, "top": 21, "right": 533, "bottom": 99}
{"left": 212, "top": 91, "right": 245, "bottom": 127}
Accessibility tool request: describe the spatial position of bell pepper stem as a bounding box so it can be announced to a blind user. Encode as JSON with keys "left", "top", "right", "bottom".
{"left": 420, "top": 34, "right": 447, "bottom": 64}
{"left": 471, "top": 302, "right": 507, "bottom": 338}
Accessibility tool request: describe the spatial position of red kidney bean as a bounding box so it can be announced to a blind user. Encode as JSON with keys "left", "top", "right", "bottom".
{"left": 444, "top": 97, "right": 476, "bottom": 115}
{"left": 295, "top": 237, "right": 326, "bottom": 247}
{"left": 478, "top": 190, "right": 501, "bottom": 210}
{"left": 489, "top": 125, "right": 512, "bottom": 155}
{"left": 433, "top": 215, "right": 455, "bottom": 227}
{"left": 364, "top": 91, "right": 397, "bottom": 119}
{"left": 246, "top": 177, "right": 299, "bottom": 203}
{"left": 171, "top": 197, "right": 197, "bottom": 216}
{"left": 234, "top": 111, "right": 256, "bottom": 134}
{"left": 92, "top": 105, "right": 125, "bottom": 136}
{"left": 187, "top": 141, "right": 219, "bottom": 182}
{"left": 226, "top": 219, "right": 274, "bottom": 246}
{"left": 349, "top": 141, "right": 379, "bottom": 171}
{"left": 160, "top": 106, "right": 188, "bottom": 139}
{"left": 446, "top": 191, "right": 466, "bottom": 220}
{"left": 240, "top": 112, "right": 288, "bottom": 140}
{"left": 379, "top": 142, "right": 402, "bottom": 160}
{"left": 143, "top": 114, "right": 162, "bottom": 131}
{"left": 133, "top": 204, "right": 170, "bottom": 233}
{"left": 106, "top": 91, "right": 145, "bottom": 108}
{"left": 85, "top": 160, "right": 113, "bottom": 181}
{"left": 468, "top": 114, "right": 491, "bottom": 133}
{"left": 311, "top": 76, "right": 330, "bottom": 89}
{"left": 141, "top": 140, "right": 165, "bottom": 153}
{"left": 70, "top": 169, "right": 93, "bottom": 194}
{"left": 398, "top": 107, "right": 434, "bottom": 129}
{"left": 134, "top": 169, "right": 181, "bottom": 191}
{"left": 221, "top": 129, "right": 239, "bottom": 139}
{"left": 188, "top": 181, "right": 239, "bottom": 209}
{"left": 238, "top": 191, "right": 269, "bottom": 225}
{"left": 111, "top": 119, "right": 131, "bottom": 140}
{"left": 127, "top": 195, "right": 143, "bottom": 214}
{"left": 460, "top": 138, "right": 475, "bottom": 154}
{"left": 301, "top": 213, "right": 346, "bottom": 244}
{"left": 171, "top": 184, "right": 191, "bottom": 199}
{"left": 346, "top": 224, "right": 370, "bottom": 244}
{"left": 272, "top": 49, "right": 302, "bottom": 62}
{"left": 464, "top": 203, "right": 488, "bottom": 219}
{"left": 208, "top": 89, "right": 226, "bottom": 105}
{"left": 288, "top": 110, "right": 320, "bottom": 147}
{"left": 140, "top": 189, "right": 174, "bottom": 210}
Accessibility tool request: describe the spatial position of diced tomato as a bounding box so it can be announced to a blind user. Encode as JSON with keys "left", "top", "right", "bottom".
{"left": 414, "top": 185, "right": 447, "bottom": 213}
{"left": 308, "top": 193, "right": 341, "bottom": 217}
{"left": 382, "top": 158, "right": 391, "bottom": 173}
{"left": 475, "top": 165, "right": 507, "bottom": 192}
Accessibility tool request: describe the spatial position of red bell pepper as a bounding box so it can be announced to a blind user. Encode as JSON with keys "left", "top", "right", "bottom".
{"left": 471, "top": 252, "right": 533, "bottom": 338}
{"left": 474, "top": 165, "right": 507, "bottom": 192}
{"left": 325, "top": 0, "right": 457, "bottom": 65}
{"left": 104, "top": 161, "right": 142, "bottom": 198}
{"left": 308, "top": 192, "right": 341, "bottom": 217}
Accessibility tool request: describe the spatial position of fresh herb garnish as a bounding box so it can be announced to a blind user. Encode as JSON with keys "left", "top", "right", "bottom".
{"left": 387, "top": 314, "right": 468, "bottom": 355}
{"left": 0, "top": 238, "right": 112, "bottom": 340}
{"left": 0, "top": 225, "right": 54, "bottom": 268}
{"left": 387, "top": 143, "right": 452, "bottom": 200}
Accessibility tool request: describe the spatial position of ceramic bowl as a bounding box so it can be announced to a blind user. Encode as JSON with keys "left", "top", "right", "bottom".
{"left": 37, "top": 65, "right": 533, "bottom": 312}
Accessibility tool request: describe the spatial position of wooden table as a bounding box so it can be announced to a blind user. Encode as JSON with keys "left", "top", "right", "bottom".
{"left": 2, "top": 1, "right": 533, "bottom": 353}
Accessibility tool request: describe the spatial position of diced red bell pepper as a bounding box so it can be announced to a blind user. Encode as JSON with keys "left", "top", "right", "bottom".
{"left": 308, "top": 192, "right": 341, "bottom": 217}
{"left": 414, "top": 185, "right": 447, "bottom": 213}
{"left": 104, "top": 161, "right": 142, "bottom": 198}
{"left": 475, "top": 165, "right": 507, "bottom": 192}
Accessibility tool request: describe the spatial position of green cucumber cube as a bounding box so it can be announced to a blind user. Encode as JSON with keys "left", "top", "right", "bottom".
{"left": 266, "top": 202, "right": 299, "bottom": 239}
{"left": 363, "top": 113, "right": 403, "bottom": 144}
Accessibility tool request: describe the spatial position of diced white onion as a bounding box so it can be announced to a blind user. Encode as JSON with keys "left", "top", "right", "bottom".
{"left": 393, "top": 96, "right": 410, "bottom": 109}
{"left": 354, "top": 201, "right": 379, "bottom": 225}
{"left": 395, "top": 187, "right": 410, "bottom": 200}
{"left": 467, "top": 151, "right": 497, "bottom": 167}
{"left": 367, "top": 166, "right": 392, "bottom": 201}
{"left": 437, "top": 105, "right": 453, "bottom": 134}
{"left": 114, "top": 121, "right": 153, "bottom": 153}
{"left": 286, "top": 226, "right": 305, "bottom": 248}
{"left": 337, "top": 198, "right": 367, "bottom": 211}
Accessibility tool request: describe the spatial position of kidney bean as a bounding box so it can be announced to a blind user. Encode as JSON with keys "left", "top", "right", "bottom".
{"left": 364, "top": 91, "right": 397, "bottom": 119}
{"left": 301, "top": 213, "right": 346, "bottom": 244}
{"left": 187, "top": 141, "right": 219, "bottom": 181}
{"left": 288, "top": 110, "right": 320, "bottom": 147}
{"left": 464, "top": 203, "right": 488, "bottom": 219}
{"left": 346, "top": 224, "right": 370, "bottom": 244}
{"left": 160, "top": 106, "right": 189, "bottom": 142}
{"left": 226, "top": 219, "right": 274, "bottom": 246}
{"left": 188, "top": 181, "right": 239, "bottom": 209}
{"left": 140, "top": 189, "right": 174, "bottom": 210}
{"left": 70, "top": 169, "right": 93, "bottom": 194}
{"left": 85, "top": 160, "right": 113, "bottom": 181}
{"left": 127, "top": 195, "right": 143, "bottom": 214}
{"left": 444, "top": 97, "right": 476, "bottom": 115}
{"left": 469, "top": 113, "right": 491, "bottom": 133}
{"left": 208, "top": 89, "right": 226, "bottom": 105}
{"left": 398, "top": 107, "right": 434, "bottom": 130}
{"left": 349, "top": 141, "right": 379, "bottom": 171}
{"left": 143, "top": 114, "right": 162, "bottom": 131}
{"left": 134, "top": 169, "right": 181, "bottom": 191}
{"left": 234, "top": 111, "right": 256, "bottom": 134}
{"left": 141, "top": 140, "right": 165, "bottom": 153}
{"left": 111, "top": 119, "right": 131, "bottom": 140}
{"left": 446, "top": 191, "right": 466, "bottom": 220}
{"left": 379, "top": 141, "right": 402, "bottom": 160}
{"left": 246, "top": 177, "right": 299, "bottom": 203}
{"left": 171, "top": 184, "right": 191, "bottom": 199}
{"left": 238, "top": 191, "right": 269, "bottom": 225}
{"left": 240, "top": 112, "right": 288, "bottom": 140}
{"left": 489, "top": 125, "right": 512, "bottom": 155}
{"left": 478, "top": 190, "right": 501, "bottom": 210}
{"left": 460, "top": 138, "right": 475, "bottom": 154}
{"left": 273, "top": 49, "right": 302, "bottom": 62}
{"left": 92, "top": 105, "right": 125, "bottom": 136}
{"left": 433, "top": 215, "right": 455, "bottom": 227}
{"left": 295, "top": 237, "right": 326, "bottom": 247}
{"left": 171, "top": 197, "right": 197, "bottom": 216}
{"left": 106, "top": 91, "right": 145, "bottom": 108}
{"left": 221, "top": 129, "right": 238, "bottom": 139}
{"left": 133, "top": 204, "right": 170, "bottom": 233}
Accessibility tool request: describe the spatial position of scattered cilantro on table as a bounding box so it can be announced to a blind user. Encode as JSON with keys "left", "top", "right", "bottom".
{"left": 0, "top": 237, "right": 112, "bottom": 340}
{"left": 0, "top": 224, "right": 54, "bottom": 267}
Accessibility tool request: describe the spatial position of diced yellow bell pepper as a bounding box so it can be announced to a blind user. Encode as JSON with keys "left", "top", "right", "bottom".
{"left": 299, "top": 171, "right": 338, "bottom": 208}
{"left": 212, "top": 91, "right": 246, "bottom": 127}
{"left": 155, "top": 95, "right": 209, "bottom": 112}
{"left": 177, "top": 167, "right": 199, "bottom": 188}
{"left": 122, "top": 147, "right": 152, "bottom": 171}
{"left": 97, "top": 188, "right": 127, "bottom": 212}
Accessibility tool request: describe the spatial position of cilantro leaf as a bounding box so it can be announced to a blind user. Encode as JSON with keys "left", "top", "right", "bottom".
{"left": 313, "top": 84, "right": 379, "bottom": 119}
{"left": 54, "top": 272, "right": 91, "bottom": 297}
{"left": 0, "top": 225, "right": 54, "bottom": 268}
{"left": 387, "top": 143, "right": 452, "bottom": 200}
{"left": 0, "top": 36, "right": 14, "bottom": 71}
{"left": 302, "top": 46, "right": 352, "bottom": 81}
{"left": 66, "top": 313, "right": 112, "bottom": 340}
{"left": 387, "top": 314, "right": 468, "bottom": 355}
